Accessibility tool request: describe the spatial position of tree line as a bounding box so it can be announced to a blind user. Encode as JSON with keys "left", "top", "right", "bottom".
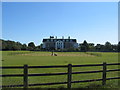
{"left": 79, "top": 40, "right": 119, "bottom": 52}
{"left": 0, "top": 39, "right": 120, "bottom": 52}
{"left": 0, "top": 39, "right": 42, "bottom": 51}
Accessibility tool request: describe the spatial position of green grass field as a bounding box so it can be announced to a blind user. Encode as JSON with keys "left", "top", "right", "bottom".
{"left": 1, "top": 51, "right": 119, "bottom": 88}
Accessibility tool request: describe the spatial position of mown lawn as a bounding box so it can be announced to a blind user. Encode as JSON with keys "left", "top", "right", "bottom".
{"left": 1, "top": 51, "right": 119, "bottom": 88}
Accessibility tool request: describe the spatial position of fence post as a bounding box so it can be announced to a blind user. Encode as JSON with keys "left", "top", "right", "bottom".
{"left": 24, "top": 64, "right": 28, "bottom": 88}
{"left": 102, "top": 62, "right": 107, "bottom": 85}
{"left": 67, "top": 64, "right": 72, "bottom": 89}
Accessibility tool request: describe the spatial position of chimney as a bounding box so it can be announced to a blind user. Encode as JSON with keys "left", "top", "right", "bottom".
{"left": 68, "top": 36, "right": 70, "bottom": 39}
{"left": 50, "top": 36, "right": 54, "bottom": 39}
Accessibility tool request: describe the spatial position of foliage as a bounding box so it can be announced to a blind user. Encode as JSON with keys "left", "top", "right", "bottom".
{"left": 0, "top": 39, "right": 119, "bottom": 52}
{"left": 1, "top": 39, "right": 41, "bottom": 51}
{"left": 79, "top": 41, "right": 118, "bottom": 52}
{"left": 80, "top": 40, "right": 89, "bottom": 52}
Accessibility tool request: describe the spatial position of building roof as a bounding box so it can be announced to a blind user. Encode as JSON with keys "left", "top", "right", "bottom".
{"left": 43, "top": 39, "right": 77, "bottom": 42}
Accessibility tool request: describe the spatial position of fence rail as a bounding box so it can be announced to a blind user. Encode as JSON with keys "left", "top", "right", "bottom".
{"left": 1, "top": 63, "right": 120, "bottom": 69}
{"left": 1, "top": 62, "right": 120, "bottom": 88}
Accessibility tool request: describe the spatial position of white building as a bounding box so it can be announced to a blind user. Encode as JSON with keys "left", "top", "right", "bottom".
{"left": 42, "top": 36, "right": 78, "bottom": 50}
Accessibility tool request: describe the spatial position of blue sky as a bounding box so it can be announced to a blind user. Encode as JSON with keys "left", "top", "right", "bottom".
{"left": 2, "top": 2, "right": 118, "bottom": 45}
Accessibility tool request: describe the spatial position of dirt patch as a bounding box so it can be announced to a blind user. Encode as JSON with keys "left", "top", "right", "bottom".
{"left": 57, "top": 53, "right": 95, "bottom": 57}
{"left": 18, "top": 53, "right": 95, "bottom": 57}
{"left": 20, "top": 53, "right": 50, "bottom": 56}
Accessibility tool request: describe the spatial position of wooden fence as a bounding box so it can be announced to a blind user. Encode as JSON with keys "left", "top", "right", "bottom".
{"left": 0, "top": 62, "right": 120, "bottom": 88}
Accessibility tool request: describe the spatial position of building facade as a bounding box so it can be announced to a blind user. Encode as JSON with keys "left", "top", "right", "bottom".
{"left": 42, "top": 36, "right": 78, "bottom": 50}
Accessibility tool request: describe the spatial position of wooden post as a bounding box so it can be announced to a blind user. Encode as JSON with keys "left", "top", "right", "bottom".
{"left": 102, "top": 62, "right": 107, "bottom": 85}
{"left": 24, "top": 64, "right": 28, "bottom": 88}
{"left": 67, "top": 64, "right": 72, "bottom": 89}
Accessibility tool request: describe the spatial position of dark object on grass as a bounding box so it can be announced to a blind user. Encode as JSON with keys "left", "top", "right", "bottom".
{"left": 51, "top": 53, "right": 57, "bottom": 56}
{"left": 54, "top": 53, "right": 57, "bottom": 56}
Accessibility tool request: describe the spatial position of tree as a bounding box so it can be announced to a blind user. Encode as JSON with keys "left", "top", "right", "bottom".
{"left": 80, "top": 40, "right": 89, "bottom": 52}
{"left": 88, "top": 43, "right": 95, "bottom": 51}
{"left": 28, "top": 42, "right": 35, "bottom": 47}
{"left": 111, "top": 44, "right": 117, "bottom": 52}
{"left": 104, "top": 41, "right": 112, "bottom": 51}
{"left": 15, "top": 42, "right": 22, "bottom": 50}
{"left": 28, "top": 42, "right": 35, "bottom": 51}
{"left": 95, "top": 44, "right": 104, "bottom": 52}
{"left": 21, "top": 44, "right": 27, "bottom": 50}
{"left": 1, "top": 40, "right": 7, "bottom": 50}
{"left": 118, "top": 41, "right": 120, "bottom": 52}
{"left": 35, "top": 44, "right": 43, "bottom": 51}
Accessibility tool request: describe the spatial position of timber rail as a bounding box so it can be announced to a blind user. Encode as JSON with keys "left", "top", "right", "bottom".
{"left": 0, "top": 62, "right": 120, "bottom": 89}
